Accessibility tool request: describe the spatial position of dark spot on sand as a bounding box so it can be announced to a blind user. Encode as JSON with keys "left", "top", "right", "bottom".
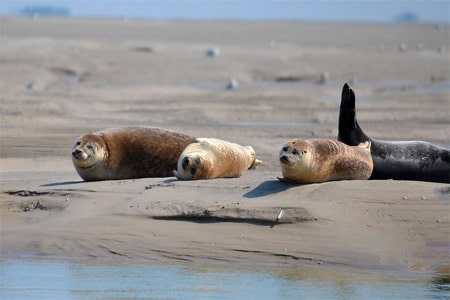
{"left": 131, "top": 46, "right": 153, "bottom": 53}
{"left": 5, "top": 190, "right": 69, "bottom": 197}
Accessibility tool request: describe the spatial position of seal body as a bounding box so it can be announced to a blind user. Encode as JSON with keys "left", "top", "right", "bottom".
{"left": 338, "top": 83, "right": 450, "bottom": 183}
{"left": 174, "top": 138, "right": 262, "bottom": 180}
{"left": 279, "top": 138, "right": 373, "bottom": 183}
{"left": 72, "top": 127, "right": 195, "bottom": 181}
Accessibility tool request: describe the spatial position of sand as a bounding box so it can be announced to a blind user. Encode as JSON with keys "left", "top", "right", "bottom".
{"left": 1, "top": 18, "right": 449, "bottom": 276}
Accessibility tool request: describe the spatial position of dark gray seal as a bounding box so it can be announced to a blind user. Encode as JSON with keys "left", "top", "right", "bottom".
{"left": 338, "top": 83, "right": 450, "bottom": 183}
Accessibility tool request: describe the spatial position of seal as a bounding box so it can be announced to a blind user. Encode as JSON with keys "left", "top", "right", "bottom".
{"left": 173, "top": 138, "right": 262, "bottom": 180}
{"left": 338, "top": 83, "right": 450, "bottom": 183}
{"left": 278, "top": 138, "right": 373, "bottom": 183}
{"left": 72, "top": 127, "right": 195, "bottom": 181}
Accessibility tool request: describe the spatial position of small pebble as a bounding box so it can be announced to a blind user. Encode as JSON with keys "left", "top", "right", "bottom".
{"left": 402, "top": 196, "right": 408, "bottom": 200}
{"left": 226, "top": 78, "right": 238, "bottom": 90}
{"left": 206, "top": 47, "right": 220, "bottom": 57}
{"left": 399, "top": 43, "right": 407, "bottom": 52}
{"left": 26, "top": 81, "right": 36, "bottom": 90}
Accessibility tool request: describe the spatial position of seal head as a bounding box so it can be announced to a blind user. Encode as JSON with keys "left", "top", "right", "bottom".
{"left": 72, "top": 133, "right": 109, "bottom": 181}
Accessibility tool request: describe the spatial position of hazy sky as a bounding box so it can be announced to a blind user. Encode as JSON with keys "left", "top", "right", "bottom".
{"left": 1, "top": 0, "right": 449, "bottom": 23}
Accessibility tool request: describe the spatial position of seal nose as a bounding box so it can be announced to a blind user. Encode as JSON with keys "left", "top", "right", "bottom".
{"left": 72, "top": 149, "right": 82, "bottom": 157}
{"left": 190, "top": 167, "right": 197, "bottom": 176}
{"left": 280, "top": 155, "right": 289, "bottom": 164}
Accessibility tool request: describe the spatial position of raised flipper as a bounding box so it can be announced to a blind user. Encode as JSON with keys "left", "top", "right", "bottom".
{"left": 338, "top": 83, "right": 370, "bottom": 146}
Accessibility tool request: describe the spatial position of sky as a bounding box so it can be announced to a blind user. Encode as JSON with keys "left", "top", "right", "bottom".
{"left": 0, "top": 0, "right": 449, "bottom": 23}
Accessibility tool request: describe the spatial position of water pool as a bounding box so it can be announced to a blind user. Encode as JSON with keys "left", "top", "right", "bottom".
{"left": 1, "top": 258, "right": 448, "bottom": 299}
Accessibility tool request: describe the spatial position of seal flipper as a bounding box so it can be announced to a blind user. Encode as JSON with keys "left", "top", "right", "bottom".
{"left": 338, "top": 83, "right": 370, "bottom": 146}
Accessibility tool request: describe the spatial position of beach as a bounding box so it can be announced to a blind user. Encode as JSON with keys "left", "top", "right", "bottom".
{"left": 0, "top": 18, "right": 449, "bottom": 278}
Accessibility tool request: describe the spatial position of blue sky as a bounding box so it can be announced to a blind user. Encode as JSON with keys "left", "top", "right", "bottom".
{"left": 0, "top": 0, "right": 449, "bottom": 23}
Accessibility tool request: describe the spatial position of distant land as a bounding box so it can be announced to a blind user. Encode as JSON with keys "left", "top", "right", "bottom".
{"left": 0, "top": 1, "right": 448, "bottom": 24}
{"left": 20, "top": 5, "right": 69, "bottom": 17}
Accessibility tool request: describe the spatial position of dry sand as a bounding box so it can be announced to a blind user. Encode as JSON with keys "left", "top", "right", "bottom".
{"left": 1, "top": 18, "right": 449, "bottom": 276}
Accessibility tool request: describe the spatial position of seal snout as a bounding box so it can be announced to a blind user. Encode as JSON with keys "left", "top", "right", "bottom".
{"left": 280, "top": 155, "right": 290, "bottom": 164}
{"left": 72, "top": 148, "right": 83, "bottom": 158}
{"left": 180, "top": 156, "right": 198, "bottom": 176}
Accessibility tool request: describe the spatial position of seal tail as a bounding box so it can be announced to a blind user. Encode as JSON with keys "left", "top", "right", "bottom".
{"left": 249, "top": 159, "right": 263, "bottom": 170}
{"left": 337, "top": 83, "right": 370, "bottom": 146}
{"left": 245, "top": 145, "right": 262, "bottom": 170}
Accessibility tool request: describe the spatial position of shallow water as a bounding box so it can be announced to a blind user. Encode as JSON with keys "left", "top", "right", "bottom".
{"left": 1, "top": 258, "right": 448, "bottom": 300}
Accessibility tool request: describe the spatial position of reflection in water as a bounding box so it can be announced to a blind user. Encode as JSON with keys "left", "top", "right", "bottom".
{"left": 1, "top": 258, "right": 448, "bottom": 299}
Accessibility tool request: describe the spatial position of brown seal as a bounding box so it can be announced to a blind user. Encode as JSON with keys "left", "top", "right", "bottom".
{"left": 279, "top": 138, "right": 373, "bottom": 183}
{"left": 174, "top": 138, "right": 262, "bottom": 180}
{"left": 72, "top": 127, "right": 195, "bottom": 181}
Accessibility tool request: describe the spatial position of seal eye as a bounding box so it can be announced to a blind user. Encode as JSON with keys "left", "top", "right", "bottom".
{"left": 182, "top": 157, "right": 190, "bottom": 169}
{"left": 282, "top": 146, "right": 289, "bottom": 152}
{"left": 86, "top": 144, "right": 96, "bottom": 154}
{"left": 292, "top": 149, "right": 300, "bottom": 155}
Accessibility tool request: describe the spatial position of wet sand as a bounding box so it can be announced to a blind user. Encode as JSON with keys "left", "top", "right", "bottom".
{"left": 1, "top": 18, "right": 449, "bottom": 276}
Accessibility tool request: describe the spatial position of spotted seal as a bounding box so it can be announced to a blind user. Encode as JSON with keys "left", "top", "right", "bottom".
{"left": 279, "top": 138, "right": 373, "bottom": 183}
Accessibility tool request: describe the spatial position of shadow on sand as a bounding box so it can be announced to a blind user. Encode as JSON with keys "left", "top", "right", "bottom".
{"left": 243, "top": 180, "right": 302, "bottom": 198}
{"left": 41, "top": 180, "right": 85, "bottom": 187}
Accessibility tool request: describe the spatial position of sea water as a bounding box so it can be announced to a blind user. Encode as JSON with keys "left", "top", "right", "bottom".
{"left": 1, "top": 258, "right": 448, "bottom": 300}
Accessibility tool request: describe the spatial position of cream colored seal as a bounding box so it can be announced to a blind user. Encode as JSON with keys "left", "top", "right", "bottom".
{"left": 279, "top": 138, "right": 373, "bottom": 183}
{"left": 72, "top": 127, "right": 195, "bottom": 181}
{"left": 174, "top": 138, "right": 262, "bottom": 180}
